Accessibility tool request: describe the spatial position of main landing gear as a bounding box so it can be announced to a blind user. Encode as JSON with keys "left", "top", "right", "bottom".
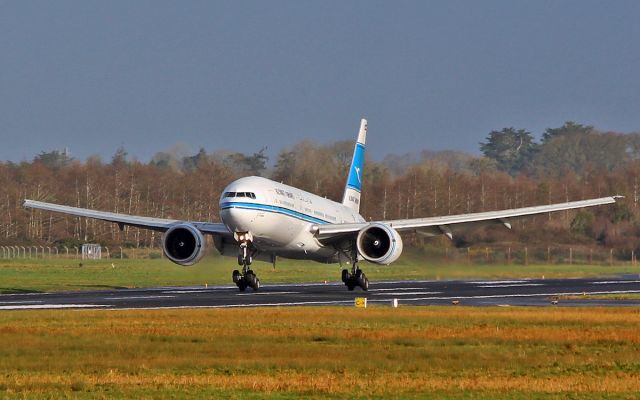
{"left": 341, "top": 245, "right": 369, "bottom": 291}
{"left": 232, "top": 235, "right": 260, "bottom": 292}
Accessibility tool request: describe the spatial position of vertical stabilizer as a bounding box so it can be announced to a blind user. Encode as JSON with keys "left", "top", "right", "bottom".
{"left": 342, "top": 118, "right": 367, "bottom": 213}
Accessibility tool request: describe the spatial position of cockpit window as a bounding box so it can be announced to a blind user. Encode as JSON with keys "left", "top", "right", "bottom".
{"left": 224, "top": 192, "right": 256, "bottom": 199}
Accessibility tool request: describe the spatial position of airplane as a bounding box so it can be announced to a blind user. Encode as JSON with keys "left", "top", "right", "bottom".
{"left": 23, "top": 119, "right": 620, "bottom": 292}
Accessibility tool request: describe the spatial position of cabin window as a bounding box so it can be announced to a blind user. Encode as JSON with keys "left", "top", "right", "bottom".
{"left": 224, "top": 192, "right": 235, "bottom": 198}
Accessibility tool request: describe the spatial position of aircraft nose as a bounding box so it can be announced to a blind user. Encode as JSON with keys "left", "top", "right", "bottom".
{"left": 221, "top": 205, "right": 255, "bottom": 232}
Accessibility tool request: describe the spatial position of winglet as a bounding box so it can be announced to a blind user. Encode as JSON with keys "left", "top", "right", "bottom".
{"left": 341, "top": 119, "right": 367, "bottom": 213}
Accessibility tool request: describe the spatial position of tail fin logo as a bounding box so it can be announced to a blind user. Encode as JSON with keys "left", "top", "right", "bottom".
{"left": 342, "top": 118, "right": 367, "bottom": 211}
{"left": 346, "top": 143, "right": 365, "bottom": 192}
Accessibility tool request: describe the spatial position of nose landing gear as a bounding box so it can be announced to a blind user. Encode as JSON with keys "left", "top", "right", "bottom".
{"left": 232, "top": 234, "right": 260, "bottom": 291}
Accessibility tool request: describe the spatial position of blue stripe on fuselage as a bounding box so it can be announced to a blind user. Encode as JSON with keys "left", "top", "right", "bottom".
{"left": 220, "top": 201, "right": 330, "bottom": 225}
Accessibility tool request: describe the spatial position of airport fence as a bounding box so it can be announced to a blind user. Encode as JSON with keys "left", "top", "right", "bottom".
{"left": 418, "top": 245, "right": 639, "bottom": 266}
{"left": 0, "top": 244, "right": 638, "bottom": 266}
{"left": 0, "top": 245, "right": 163, "bottom": 260}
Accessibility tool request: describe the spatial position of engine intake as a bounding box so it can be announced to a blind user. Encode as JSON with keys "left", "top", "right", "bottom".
{"left": 162, "top": 223, "right": 206, "bottom": 266}
{"left": 356, "top": 223, "right": 403, "bottom": 265}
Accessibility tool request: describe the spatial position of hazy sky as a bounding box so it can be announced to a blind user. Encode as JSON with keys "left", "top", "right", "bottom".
{"left": 1, "top": 0, "right": 639, "bottom": 162}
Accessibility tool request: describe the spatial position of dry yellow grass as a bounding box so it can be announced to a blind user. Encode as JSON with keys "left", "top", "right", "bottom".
{"left": 1, "top": 307, "right": 639, "bottom": 399}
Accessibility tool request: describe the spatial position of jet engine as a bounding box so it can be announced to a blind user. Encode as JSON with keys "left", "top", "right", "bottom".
{"left": 356, "top": 223, "right": 403, "bottom": 265}
{"left": 162, "top": 223, "right": 206, "bottom": 266}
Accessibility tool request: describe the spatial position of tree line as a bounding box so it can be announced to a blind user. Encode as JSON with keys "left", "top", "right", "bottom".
{"left": 2, "top": 121, "right": 640, "bottom": 252}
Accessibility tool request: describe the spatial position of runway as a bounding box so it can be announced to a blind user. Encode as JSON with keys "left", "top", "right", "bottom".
{"left": 2, "top": 276, "right": 640, "bottom": 310}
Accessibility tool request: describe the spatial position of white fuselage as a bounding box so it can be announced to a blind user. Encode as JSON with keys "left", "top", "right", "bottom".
{"left": 219, "top": 176, "right": 365, "bottom": 262}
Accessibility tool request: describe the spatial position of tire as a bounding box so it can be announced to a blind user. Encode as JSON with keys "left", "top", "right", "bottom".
{"left": 347, "top": 282, "right": 356, "bottom": 291}
{"left": 341, "top": 269, "right": 350, "bottom": 283}
{"left": 232, "top": 270, "right": 242, "bottom": 284}
{"left": 237, "top": 279, "right": 247, "bottom": 292}
{"left": 237, "top": 255, "right": 244, "bottom": 266}
{"left": 252, "top": 277, "right": 260, "bottom": 291}
{"left": 245, "top": 271, "right": 258, "bottom": 290}
{"left": 354, "top": 269, "right": 363, "bottom": 278}
{"left": 359, "top": 275, "right": 369, "bottom": 291}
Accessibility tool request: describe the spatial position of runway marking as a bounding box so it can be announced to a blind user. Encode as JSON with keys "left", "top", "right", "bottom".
{"left": 591, "top": 280, "right": 640, "bottom": 285}
{"left": 478, "top": 284, "right": 544, "bottom": 288}
{"left": 370, "top": 280, "right": 443, "bottom": 284}
{"left": 236, "top": 291, "right": 301, "bottom": 296}
{"left": 393, "top": 289, "right": 640, "bottom": 302}
{"left": 163, "top": 290, "right": 220, "bottom": 294}
{"left": 0, "top": 292, "right": 54, "bottom": 297}
{"left": 254, "top": 282, "right": 341, "bottom": 288}
{"left": 0, "top": 300, "right": 43, "bottom": 304}
{"left": 469, "top": 280, "right": 528, "bottom": 285}
{"left": 369, "top": 288, "right": 426, "bottom": 292}
{"left": 108, "top": 295, "right": 177, "bottom": 300}
{"left": 373, "top": 292, "right": 441, "bottom": 296}
{"left": 0, "top": 304, "right": 110, "bottom": 310}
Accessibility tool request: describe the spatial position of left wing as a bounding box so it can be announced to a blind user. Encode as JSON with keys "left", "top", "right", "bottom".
{"left": 314, "top": 196, "right": 621, "bottom": 240}
{"left": 23, "top": 199, "right": 230, "bottom": 236}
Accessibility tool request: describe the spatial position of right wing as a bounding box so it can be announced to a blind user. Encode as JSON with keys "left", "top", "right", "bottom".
{"left": 314, "top": 196, "right": 621, "bottom": 240}
{"left": 23, "top": 199, "right": 230, "bottom": 236}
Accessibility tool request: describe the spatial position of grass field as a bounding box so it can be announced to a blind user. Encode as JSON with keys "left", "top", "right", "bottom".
{"left": 0, "top": 306, "right": 639, "bottom": 399}
{"left": 2, "top": 248, "right": 640, "bottom": 294}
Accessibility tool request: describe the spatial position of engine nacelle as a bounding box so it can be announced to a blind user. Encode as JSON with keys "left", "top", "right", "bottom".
{"left": 356, "top": 223, "right": 403, "bottom": 265}
{"left": 162, "top": 223, "right": 206, "bottom": 266}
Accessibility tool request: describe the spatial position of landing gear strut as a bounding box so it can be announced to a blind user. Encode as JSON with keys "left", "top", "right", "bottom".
{"left": 341, "top": 244, "right": 369, "bottom": 291}
{"left": 232, "top": 236, "right": 260, "bottom": 292}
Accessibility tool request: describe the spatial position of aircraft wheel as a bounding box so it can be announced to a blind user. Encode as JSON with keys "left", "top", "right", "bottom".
{"left": 359, "top": 274, "right": 369, "bottom": 291}
{"left": 232, "top": 270, "right": 242, "bottom": 284}
{"left": 245, "top": 271, "right": 259, "bottom": 291}
{"left": 341, "top": 269, "right": 350, "bottom": 283}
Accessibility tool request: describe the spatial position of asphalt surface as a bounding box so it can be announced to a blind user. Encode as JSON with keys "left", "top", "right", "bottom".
{"left": 2, "top": 276, "right": 640, "bottom": 310}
